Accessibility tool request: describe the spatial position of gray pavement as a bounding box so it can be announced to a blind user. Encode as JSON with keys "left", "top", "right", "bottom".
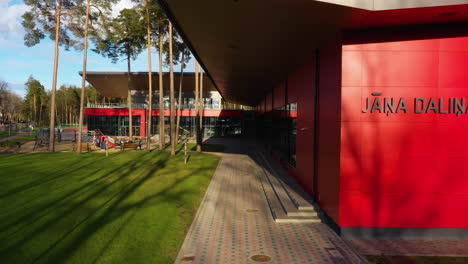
{"left": 175, "top": 137, "right": 367, "bottom": 264}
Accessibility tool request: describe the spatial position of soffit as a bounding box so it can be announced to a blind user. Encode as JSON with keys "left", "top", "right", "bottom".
{"left": 161, "top": 0, "right": 468, "bottom": 105}
{"left": 83, "top": 72, "right": 216, "bottom": 98}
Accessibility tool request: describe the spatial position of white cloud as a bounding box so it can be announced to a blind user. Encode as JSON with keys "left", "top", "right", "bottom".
{"left": 7, "top": 82, "right": 26, "bottom": 97}
{"left": 111, "top": 0, "right": 136, "bottom": 18}
{"left": 0, "top": 0, "right": 29, "bottom": 40}
{"left": 0, "top": 0, "right": 136, "bottom": 40}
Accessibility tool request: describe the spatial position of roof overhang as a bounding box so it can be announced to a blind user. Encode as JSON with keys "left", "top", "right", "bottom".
{"left": 159, "top": 0, "right": 468, "bottom": 106}
{"left": 81, "top": 71, "right": 215, "bottom": 98}
{"left": 315, "top": 0, "right": 468, "bottom": 11}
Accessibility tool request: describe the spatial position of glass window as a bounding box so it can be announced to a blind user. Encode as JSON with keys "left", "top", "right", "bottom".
{"left": 87, "top": 115, "right": 140, "bottom": 137}
{"left": 259, "top": 101, "right": 297, "bottom": 167}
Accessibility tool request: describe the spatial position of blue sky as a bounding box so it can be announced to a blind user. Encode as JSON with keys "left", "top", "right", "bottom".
{"left": 0, "top": 0, "right": 196, "bottom": 97}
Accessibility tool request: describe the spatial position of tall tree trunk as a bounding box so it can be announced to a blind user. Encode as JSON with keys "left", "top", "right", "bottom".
{"left": 48, "top": 0, "right": 62, "bottom": 152}
{"left": 77, "top": 0, "right": 91, "bottom": 154}
{"left": 146, "top": 2, "right": 152, "bottom": 151}
{"left": 195, "top": 61, "right": 201, "bottom": 152}
{"left": 158, "top": 26, "right": 164, "bottom": 150}
{"left": 175, "top": 52, "right": 185, "bottom": 142}
{"left": 39, "top": 102, "right": 43, "bottom": 126}
{"left": 127, "top": 50, "right": 133, "bottom": 138}
{"left": 169, "top": 22, "right": 175, "bottom": 156}
{"left": 200, "top": 68, "right": 203, "bottom": 137}
{"left": 33, "top": 93, "right": 37, "bottom": 124}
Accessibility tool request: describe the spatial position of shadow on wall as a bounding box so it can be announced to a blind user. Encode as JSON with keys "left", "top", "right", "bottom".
{"left": 340, "top": 29, "right": 468, "bottom": 238}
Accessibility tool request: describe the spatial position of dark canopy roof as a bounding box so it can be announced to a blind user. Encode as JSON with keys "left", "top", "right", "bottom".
{"left": 81, "top": 71, "right": 216, "bottom": 98}
{"left": 159, "top": 0, "right": 468, "bottom": 105}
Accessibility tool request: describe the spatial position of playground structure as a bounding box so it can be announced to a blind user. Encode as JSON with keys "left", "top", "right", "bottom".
{"left": 5, "top": 125, "right": 196, "bottom": 154}
{"left": 33, "top": 128, "right": 93, "bottom": 151}
{"left": 31, "top": 128, "right": 150, "bottom": 152}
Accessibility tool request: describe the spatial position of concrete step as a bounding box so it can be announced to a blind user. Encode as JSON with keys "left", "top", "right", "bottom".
{"left": 287, "top": 210, "right": 319, "bottom": 217}
{"left": 256, "top": 149, "right": 319, "bottom": 211}
{"left": 275, "top": 215, "right": 321, "bottom": 223}
{"left": 256, "top": 149, "right": 319, "bottom": 212}
{"left": 252, "top": 149, "right": 322, "bottom": 223}
{"left": 254, "top": 154, "right": 286, "bottom": 220}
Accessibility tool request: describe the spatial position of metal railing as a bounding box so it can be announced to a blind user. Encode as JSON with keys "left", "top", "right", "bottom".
{"left": 0, "top": 123, "right": 31, "bottom": 135}
{"left": 87, "top": 102, "right": 254, "bottom": 111}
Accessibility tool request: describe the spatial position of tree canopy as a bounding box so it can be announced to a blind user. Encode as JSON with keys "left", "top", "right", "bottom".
{"left": 22, "top": 0, "right": 86, "bottom": 50}
{"left": 93, "top": 8, "right": 146, "bottom": 64}
{"left": 0, "top": 81, "right": 23, "bottom": 124}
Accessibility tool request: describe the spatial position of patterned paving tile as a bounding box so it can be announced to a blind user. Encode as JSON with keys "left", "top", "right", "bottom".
{"left": 175, "top": 139, "right": 366, "bottom": 264}
{"left": 347, "top": 239, "right": 468, "bottom": 256}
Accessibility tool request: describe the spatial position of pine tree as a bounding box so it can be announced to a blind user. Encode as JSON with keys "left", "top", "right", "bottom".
{"left": 175, "top": 45, "right": 191, "bottom": 142}
{"left": 76, "top": 0, "right": 117, "bottom": 154}
{"left": 23, "top": 76, "right": 47, "bottom": 125}
{"left": 22, "top": 0, "right": 85, "bottom": 152}
{"left": 93, "top": 8, "right": 146, "bottom": 138}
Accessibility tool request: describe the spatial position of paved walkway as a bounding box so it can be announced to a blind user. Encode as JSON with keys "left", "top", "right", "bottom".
{"left": 0, "top": 132, "right": 31, "bottom": 143}
{"left": 175, "top": 138, "right": 366, "bottom": 264}
{"left": 347, "top": 239, "right": 468, "bottom": 257}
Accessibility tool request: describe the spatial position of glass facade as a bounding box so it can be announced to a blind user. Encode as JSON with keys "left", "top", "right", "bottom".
{"left": 157, "top": 116, "right": 242, "bottom": 138}
{"left": 88, "top": 115, "right": 242, "bottom": 138}
{"left": 86, "top": 90, "right": 249, "bottom": 138}
{"left": 258, "top": 102, "right": 297, "bottom": 167}
{"left": 87, "top": 97, "right": 254, "bottom": 111}
{"left": 87, "top": 115, "right": 140, "bottom": 136}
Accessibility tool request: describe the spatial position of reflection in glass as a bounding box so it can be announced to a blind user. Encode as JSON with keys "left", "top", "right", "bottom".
{"left": 259, "top": 102, "right": 297, "bottom": 167}
{"left": 87, "top": 115, "right": 140, "bottom": 137}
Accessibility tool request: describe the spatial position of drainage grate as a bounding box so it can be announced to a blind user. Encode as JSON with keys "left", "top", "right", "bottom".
{"left": 251, "top": 255, "right": 271, "bottom": 262}
{"left": 246, "top": 209, "right": 259, "bottom": 213}
{"left": 181, "top": 255, "right": 195, "bottom": 262}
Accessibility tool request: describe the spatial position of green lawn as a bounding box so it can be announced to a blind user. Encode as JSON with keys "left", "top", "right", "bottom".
{"left": 0, "top": 151, "right": 220, "bottom": 264}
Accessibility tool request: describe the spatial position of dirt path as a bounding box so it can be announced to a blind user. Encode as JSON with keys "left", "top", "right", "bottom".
{"left": 0, "top": 132, "right": 32, "bottom": 143}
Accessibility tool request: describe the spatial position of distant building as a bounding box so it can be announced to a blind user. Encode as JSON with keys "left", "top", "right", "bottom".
{"left": 83, "top": 72, "right": 254, "bottom": 138}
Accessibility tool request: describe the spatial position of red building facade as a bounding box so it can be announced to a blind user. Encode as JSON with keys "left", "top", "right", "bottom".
{"left": 160, "top": 0, "right": 468, "bottom": 238}
{"left": 254, "top": 25, "right": 468, "bottom": 238}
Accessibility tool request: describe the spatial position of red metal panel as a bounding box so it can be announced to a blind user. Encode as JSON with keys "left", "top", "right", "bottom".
{"left": 353, "top": 39, "right": 440, "bottom": 52}
{"left": 86, "top": 108, "right": 129, "bottom": 116}
{"left": 341, "top": 31, "right": 468, "bottom": 229}
{"left": 265, "top": 92, "right": 272, "bottom": 112}
{"left": 273, "top": 82, "right": 285, "bottom": 109}
{"left": 341, "top": 86, "right": 361, "bottom": 122}
{"left": 439, "top": 52, "right": 468, "bottom": 88}
{"left": 361, "top": 51, "right": 439, "bottom": 87}
{"left": 359, "top": 122, "right": 438, "bottom": 159}
{"left": 440, "top": 36, "right": 468, "bottom": 51}
{"left": 342, "top": 191, "right": 468, "bottom": 228}
{"left": 342, "top": 51, "right": 362, "bottom": 87}
{"left": 287, "top": 68, "right": 301, "bottom": 104}
{"left": 140, "top": 109, "right": 146, "bottom": 137}
{"left": 292, "top": 58, "right": 316, "bottom": 196}
{"left": 315, "top": 41, "right": 343, "bottom": 223}
{"left": 87, "top": 108, "right": 244, "bottom": 117}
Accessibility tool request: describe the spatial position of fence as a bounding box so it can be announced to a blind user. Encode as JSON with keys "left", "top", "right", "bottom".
{"left": 0, "top": 123, "right": 31, "bottom": 135}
